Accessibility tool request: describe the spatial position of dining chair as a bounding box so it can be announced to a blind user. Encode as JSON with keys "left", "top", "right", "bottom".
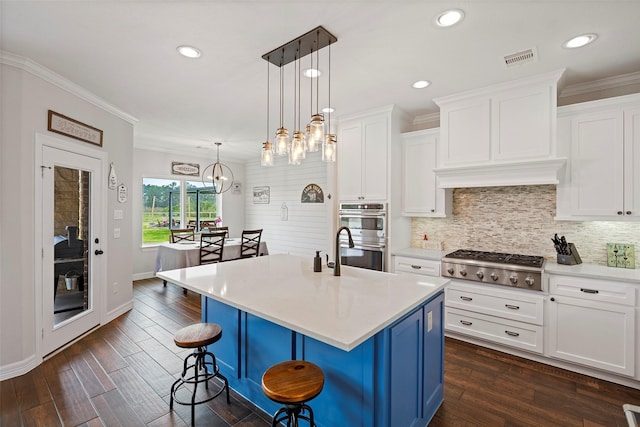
{"left": 240, "top": 229, "right": 263, "bottom": 258}
{"left": 170, "top": 228, "right": 195, "bottom": 243}
{"left": 200, "top": 231, "right": 227, "bottom": 265}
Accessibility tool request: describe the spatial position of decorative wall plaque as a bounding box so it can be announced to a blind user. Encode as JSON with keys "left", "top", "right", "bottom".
{"left": 171, "top": 162, "right": 200, "bottom": 176}
{"left": 301, "top": 183, "right": 324, "bottom": 203}
{"left": 48, "top": 110, "right": 103, "bottom": 146}
{"left": 253, "top": 186, "right": 270, "bottom": 204}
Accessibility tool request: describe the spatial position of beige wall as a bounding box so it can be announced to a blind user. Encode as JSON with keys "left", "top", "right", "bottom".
{"left": 411, "top": 185, "right": 640, "bottom": 265}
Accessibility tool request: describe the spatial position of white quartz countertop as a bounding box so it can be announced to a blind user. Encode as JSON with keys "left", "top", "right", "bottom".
{"left": 393, "top": 247, "right": 446, "bottom": 260}
{"left": 544, "top": 261, "right": 640, "bottom": 284}
{"left": 156, "top": 254, "right": 448, "bottom": 351}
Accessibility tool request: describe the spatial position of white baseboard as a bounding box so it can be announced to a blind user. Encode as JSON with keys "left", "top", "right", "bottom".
{"left": 106, "top": 299, "right": 134, "bottom": 323}
{"left": 0, "top": 353, "right": 40, "bottom": 381}
{"left": 133, "top": 272, "right": 155, "bottom": 281}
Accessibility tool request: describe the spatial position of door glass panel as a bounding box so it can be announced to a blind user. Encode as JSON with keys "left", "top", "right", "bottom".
{"left": 53, "top": 166, "right": 90, "bottom": 325}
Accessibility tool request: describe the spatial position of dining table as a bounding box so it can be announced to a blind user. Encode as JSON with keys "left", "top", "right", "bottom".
{"left": 154, "top": 238, "right": 269, "bottom": 274}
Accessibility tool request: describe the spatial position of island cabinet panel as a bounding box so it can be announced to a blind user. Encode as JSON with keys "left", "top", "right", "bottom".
{"left": 202, "top": 291, "right": 444, "bottom": 427}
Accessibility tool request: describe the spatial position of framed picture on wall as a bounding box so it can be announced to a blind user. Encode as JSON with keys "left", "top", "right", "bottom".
{"left": 253, "top": 186, "right": 270, "bottom": 204}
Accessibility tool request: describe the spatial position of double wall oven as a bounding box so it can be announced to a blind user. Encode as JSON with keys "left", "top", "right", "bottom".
{"left": 338, "top": 203, "right": 386, "bottom": 271}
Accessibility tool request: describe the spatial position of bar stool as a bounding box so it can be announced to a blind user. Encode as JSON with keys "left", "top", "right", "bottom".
{"left": 261, "top": 360, "right": 324, "bottom": 427}
{"left": 170, "top": 323, "right": 230, "bottom": 426}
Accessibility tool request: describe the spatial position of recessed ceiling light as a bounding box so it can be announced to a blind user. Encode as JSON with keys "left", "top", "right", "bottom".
{"left": 563, "top": 34, "right": 597, "bottom": 49}
{"left": 412, "top": 80, "right": 431, "bottom": 89}
{"left": 177, "top": 45, "right": 201, "bottom": 58}
{"left": 322, "top": 107, "right": 335, "bottom": 113}
{"left": 304, "top": 68, "right": 322, "bottom": 78}
{"left": 435, "top": 9, "right": 464, "bottom": 27}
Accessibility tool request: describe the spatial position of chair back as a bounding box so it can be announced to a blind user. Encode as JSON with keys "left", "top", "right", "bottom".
{"left": 170, "top": 228, "right": 195, "bottom": 243}
{"left": 211, "top": 226, "right": 230, "bottom": 238}
{"left": 200, "top": 231, "right": 227, "bottom": 264}
{"left": 240, "top": 229, "right": 263, "bottom": 258}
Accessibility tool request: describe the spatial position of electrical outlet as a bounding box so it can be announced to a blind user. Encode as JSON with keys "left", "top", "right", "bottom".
{"left": 427, "top": 311, "right": 433, "bottom": 332}
{"left": 113, "top": 228, "right": 121, "bottom": 238}
{"left": 113, "top": 282, "right": 118, "bottom": 294}
{"left": 113, "top": 209, "right": 123, "bottom": 220}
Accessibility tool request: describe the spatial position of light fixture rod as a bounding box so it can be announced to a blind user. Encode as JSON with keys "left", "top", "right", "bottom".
{"left": 261, "top": 26, "right": 337, "bottom": 68}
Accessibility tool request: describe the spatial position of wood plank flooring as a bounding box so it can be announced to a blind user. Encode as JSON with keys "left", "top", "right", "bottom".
{"left": 1, "top": 277, "right": 639, "bottom": 426}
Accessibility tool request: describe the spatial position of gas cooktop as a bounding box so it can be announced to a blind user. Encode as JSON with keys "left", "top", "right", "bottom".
{"left": 441, "top": 249, "right": 545, "bottom": 291}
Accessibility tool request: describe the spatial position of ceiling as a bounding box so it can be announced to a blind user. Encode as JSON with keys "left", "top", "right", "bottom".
{"left": 2, "top": 1, "right": 640, "bottom": 162}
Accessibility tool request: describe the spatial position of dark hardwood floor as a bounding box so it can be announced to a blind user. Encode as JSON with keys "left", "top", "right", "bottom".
{"left": 1, "top": 278, "right": 639, "bottom": 426}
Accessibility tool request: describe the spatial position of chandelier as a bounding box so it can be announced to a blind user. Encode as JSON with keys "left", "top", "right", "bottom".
{"left": 202, "top": 142, "right": 234, "bottom": 194}
{"left": 261, "top": 26, "right": 338, "bottom": 166}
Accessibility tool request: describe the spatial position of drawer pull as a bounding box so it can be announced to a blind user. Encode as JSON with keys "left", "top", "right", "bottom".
{"left": 460, "top": 320, "right": 473, "bottom": 326}
{"left": 459, "top": 296, "right": 473, "bottom": 301}
{"left": 505, "top": 304, "right": 520, "bottom": 310}
{"left": 504, "top": 330, "right": 520, "bottom": 337}
{"left": 580, "top": 288, "right": 599, "bottom": 294}
{"left": 411, "top": 265, "right": 422, "bottom": 269}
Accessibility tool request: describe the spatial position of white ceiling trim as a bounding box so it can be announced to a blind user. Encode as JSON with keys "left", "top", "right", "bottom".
{"left": 559, "top": 71, "right": 640, "bottom": 99}
{"left": 0, "top": 50, "right": 139, "bottom": 125}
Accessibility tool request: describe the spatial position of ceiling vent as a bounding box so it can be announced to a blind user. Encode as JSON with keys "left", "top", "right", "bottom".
{"left": 503, "top": 47, "right": 538, "bottom": 68}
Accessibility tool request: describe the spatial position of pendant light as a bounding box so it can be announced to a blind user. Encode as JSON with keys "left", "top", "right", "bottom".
{"left": 322, "top": 38, "right": 336, "bottom": 162}
{"left": 202, "top": 142, "right": 235, "bottom": 194}
{"left": 260, "top": 26, "right": 337, "bottom": 166}
{"left": 308, "top": 30, "right": 325, "bottom": 145}
{"left": 306, "top": 46, "right": 319, "bottom": 152}
{"left": 261, "top": 56, "right": 274, "bottom": 166}
{"left": 275, "top": 48, "right": 289, "bottom": 156}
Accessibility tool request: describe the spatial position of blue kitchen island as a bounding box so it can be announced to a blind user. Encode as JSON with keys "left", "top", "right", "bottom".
{"left": 157, "top": 254, "right": 448, "bottom": 427}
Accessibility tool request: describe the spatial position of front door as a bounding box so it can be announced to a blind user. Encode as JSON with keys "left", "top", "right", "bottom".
{"left": 39, "top": 139, "right": 105, "bottom": 356}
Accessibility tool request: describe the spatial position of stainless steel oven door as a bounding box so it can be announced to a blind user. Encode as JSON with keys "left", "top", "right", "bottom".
{"left": 337, "top": 213, "right": 386, "bottom": 240}
{"left": 340, "top": 241, "right": 385, "bottom": 272}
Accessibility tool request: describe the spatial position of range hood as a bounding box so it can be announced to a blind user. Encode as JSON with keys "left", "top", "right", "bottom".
{"left": 435, "top": 158, "right": 567, "bottom": 188}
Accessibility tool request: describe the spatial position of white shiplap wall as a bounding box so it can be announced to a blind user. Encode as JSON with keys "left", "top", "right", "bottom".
{"left": 244, "top": 153, "right": 333, "bottom": 258}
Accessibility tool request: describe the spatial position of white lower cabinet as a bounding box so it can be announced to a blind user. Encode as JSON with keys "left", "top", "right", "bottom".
{"left": 393, "top": 256, "right": 440, "bottom": 277}
{"left": 547, "top": 275, "right": 636, "bottom": 377}
{"left": 445, "top": 281, "right": 545, "bottom": 354}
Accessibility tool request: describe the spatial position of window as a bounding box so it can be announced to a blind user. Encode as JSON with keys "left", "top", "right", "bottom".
{"left": 142, "top": 178, "right": 219, "bottom": 244}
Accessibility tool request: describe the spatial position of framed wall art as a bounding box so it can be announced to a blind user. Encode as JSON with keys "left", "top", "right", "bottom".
{"left": 48, "top": 110, "right": 103, "bottom": 146}
{"left": 253, "top": 186, "right": 270, "bottom": 204}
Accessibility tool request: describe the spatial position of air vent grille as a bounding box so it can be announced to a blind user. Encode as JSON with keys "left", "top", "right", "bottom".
{"left": 503, "top": 48, "right": 538, "bottom": 67}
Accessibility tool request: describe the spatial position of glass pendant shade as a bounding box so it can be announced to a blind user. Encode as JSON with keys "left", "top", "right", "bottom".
{"left": 309, "top": 113, "right": 325, "bottom": 143}
{"left": 275, "top": 127, "right": 290, "bottom": 155}
{"left": 305, "top": 123, "right": 319, "bottom": 152}
{"left": 289, "top": 131, "right": 305, "bottom": 165}
{"left": 261, "top": 141, "right": 274, "bottom": 166}
{"left": 322, "top": 134, "right": 337, "bottom": 162}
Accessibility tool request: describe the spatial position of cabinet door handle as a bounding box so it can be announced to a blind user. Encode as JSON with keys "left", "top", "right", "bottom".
{"left": 580, "top": 288, "right": 599, "bottom": 294}
{"left": 505, "top": 304, "right": 520, "bottom": 310}
{"left": 505, "top": 330, "right": 520, "bottom": 337}
{"left": 459, "top": 296, "right": 473, "bottom": 301}
{"left": 411, "top": 265, "right": 422, "bottom": 269}
{"left": 460, "top": 320, "right": 472, "bottom": 326}
{"left": 626, "top": 211, "right": 632, "bottom": 215}
{"left": 617, "top": 211, "right": 623, "bottom": 215}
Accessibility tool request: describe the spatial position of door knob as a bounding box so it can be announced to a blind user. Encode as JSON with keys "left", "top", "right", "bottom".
{"left": 95, "top": 249, "right": 104, "bottom": 255}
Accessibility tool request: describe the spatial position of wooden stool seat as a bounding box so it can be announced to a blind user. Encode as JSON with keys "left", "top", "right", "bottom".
{"left": 262, "top": 360, "right": 324, "bottom": 426}
{"left": 170, "top": 323, "right": 229, "bottom": 426}
{"left": 174, "top": 323, "right": 222, "bottom": 348}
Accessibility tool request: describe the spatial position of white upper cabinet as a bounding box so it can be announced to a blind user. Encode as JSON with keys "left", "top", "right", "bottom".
{"left": 400, "top": 129, "right": 451, "bottom": 217}
{"left": 433, "top": 69, "right": 566, "bottom": 188}
{"left": 556, "top": 93, "right": 640, "bottom": 220}
{"left": 338, "top": 108, "right": 392, "bottom": 202}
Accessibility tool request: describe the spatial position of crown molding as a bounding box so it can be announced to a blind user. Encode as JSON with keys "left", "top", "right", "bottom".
{"left": 412, "top": 112, "right": 440, "bottom": 128}
{"left": 0, "top": 50, "right": 138, "bottom": 124}
{"left": 559, "top": 71, "right": 640, "bottom": 98}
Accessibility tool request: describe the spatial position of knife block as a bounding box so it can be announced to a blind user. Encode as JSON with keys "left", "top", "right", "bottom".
{"left": 557, "top": 243, "right": 582, "bottom": 265}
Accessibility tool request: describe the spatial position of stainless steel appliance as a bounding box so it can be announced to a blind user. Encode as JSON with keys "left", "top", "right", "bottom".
{"left": 441, "top": 249, "right": 545, "bottom": 291}
{"left": 338, "top": 203, "right": 386, "bottom": 271}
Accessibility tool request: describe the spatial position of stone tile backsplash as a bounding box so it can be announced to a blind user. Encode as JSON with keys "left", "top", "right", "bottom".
{"left": 411, "top": 185, "right": 639, "bottom": 266}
